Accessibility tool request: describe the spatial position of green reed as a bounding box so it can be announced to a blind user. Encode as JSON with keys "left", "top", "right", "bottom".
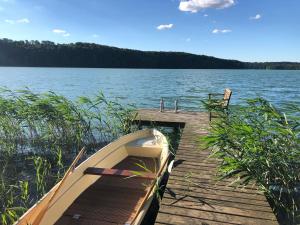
{"left": 32, "top": 156, "right": 51, "bottom": 198}
{"left": 0, "top": 177, "right": 29, "bottom": 225}
{"left": 201, "top": 98, "right": 300, "bottom": 223}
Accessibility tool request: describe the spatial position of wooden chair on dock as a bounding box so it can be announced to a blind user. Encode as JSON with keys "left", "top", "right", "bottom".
{"left": 207, "top": 88, "right": 232, "bottom": 121}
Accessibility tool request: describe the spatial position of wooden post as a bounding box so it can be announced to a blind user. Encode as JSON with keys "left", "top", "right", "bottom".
{"left": 160, "top": 98, "right": 164, "bottom": 112}
{"left": 174, "top": 99, "right": 178, "bottom": 113}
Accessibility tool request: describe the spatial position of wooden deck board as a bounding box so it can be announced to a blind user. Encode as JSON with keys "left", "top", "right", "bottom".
{"left": 136, "top": 109, "right": 279, "bottom": 225}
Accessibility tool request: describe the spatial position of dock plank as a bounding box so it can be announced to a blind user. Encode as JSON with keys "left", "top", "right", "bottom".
{"left": 136, "top": 109, "right": 278, "bottom": 225}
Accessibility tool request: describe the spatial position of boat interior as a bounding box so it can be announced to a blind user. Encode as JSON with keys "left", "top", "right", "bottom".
{"left": 55, "top": 156, "right": 159, "bottom": 225}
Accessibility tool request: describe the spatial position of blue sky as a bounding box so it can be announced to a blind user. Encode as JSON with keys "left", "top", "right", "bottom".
{"left": 0, "top": 0, "right": 299, "bottom": 62}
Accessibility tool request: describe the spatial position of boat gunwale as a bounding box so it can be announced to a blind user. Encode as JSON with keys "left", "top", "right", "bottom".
{"left": 15, "top": 128, "right": 168, "bottom": 225}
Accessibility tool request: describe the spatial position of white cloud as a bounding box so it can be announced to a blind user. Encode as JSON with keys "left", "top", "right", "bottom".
{"left": 186, "top": 38, "right": 191, "bottom": 42}
{"left": 53, "top": 29, "right": 66, "bottom": 34}
{"left": 250, "top": 14, "right": 261, "bottom": 20}
{"left": 179, "top": 0, "right": 234, "bottom": 13}
{"left": 53, "top": 29, "right": 70, "bottom": 37}
{"left": 212, "top": 28, "right": 232, "bottom": 34}
{"left": 157, "top": 23, "right": 173, "bottom": 30}
{"left": 17, "top": 18, "right": 30, "bottom": 23}
{"left": 203, "top": 14, "right": 208, "bottom": 17}
{"left": 4, "top": 18, "right": 30, "bottom": 24}
{"left": 4, "top": 19, "right": 14, "bottom": 24}
{"left": 92, "top": 34, "right": 99, "bottom": 38}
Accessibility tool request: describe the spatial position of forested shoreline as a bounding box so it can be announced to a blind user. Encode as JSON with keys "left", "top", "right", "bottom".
{"left": 0, "top": 38, "right": 299, "bottom": 70}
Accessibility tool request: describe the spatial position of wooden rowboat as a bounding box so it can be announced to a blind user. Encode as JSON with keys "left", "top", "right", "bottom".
{"left": 16, "top": 129, "right": 170, "bottom": 225}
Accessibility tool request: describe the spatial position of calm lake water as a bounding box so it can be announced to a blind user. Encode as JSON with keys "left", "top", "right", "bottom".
{"left": 0, "top": 67, "right": 299, "bottom": 111}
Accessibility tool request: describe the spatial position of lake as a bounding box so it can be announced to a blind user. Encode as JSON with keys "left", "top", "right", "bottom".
{"left": 0, "top": 67, "right": 299, "bottom": 111}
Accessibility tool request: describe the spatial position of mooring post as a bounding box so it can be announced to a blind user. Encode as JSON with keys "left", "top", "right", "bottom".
{"left": 160, "top": 98, "right": 164, "bottom": 112}
{"left": 174, "top": 99, "right": 178, "bottom": 113}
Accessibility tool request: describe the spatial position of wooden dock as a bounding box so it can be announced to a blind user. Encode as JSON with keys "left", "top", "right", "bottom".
{"left": 136, "top": 109, "right": 279, "bottom": 225}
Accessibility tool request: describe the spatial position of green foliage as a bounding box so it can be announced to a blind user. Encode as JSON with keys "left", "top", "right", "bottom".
{"left": 32, "top": 156, "right": 51, "bottom": 198}
{"left": 246, "top": 62, "right": 300, "bottom": 70}
{"left": 0, "top": 38, "right": 246, "bottom": 69}
{"left": 19, "top": 181, "right": 29, "bottom": 208}
{"left": 201, "top": 94, "right": 228, "bottom": 119}
{"left": 202, "top": 98, "right": 300, "bottom": 221}
{"left": 55, "top": 147, "right": 65, "bottom": 182}
{"left": 1, "top": 38, "right": 300, "bottom": 69}
{"left": 0, "top": 179, "right": 28, "bottom": 225}
{"left": 0, "top": 88, "right": 137, "bottom": 158}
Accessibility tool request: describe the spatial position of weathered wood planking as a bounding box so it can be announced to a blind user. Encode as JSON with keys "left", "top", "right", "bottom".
{"left": 136, "top": 109, "right": 279, "bottom": 225}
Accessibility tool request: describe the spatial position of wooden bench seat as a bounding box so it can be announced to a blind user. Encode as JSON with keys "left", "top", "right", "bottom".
{"left": 84, "top": 167, "right": 156, "bottom": 179}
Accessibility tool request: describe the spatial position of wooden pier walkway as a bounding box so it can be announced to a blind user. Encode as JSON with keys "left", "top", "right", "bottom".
{"left": 136, "top": 109, "right": 279, "bottom": 225}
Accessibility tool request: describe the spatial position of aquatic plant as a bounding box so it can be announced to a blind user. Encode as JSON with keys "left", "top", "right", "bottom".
{"left": 0, "top": 88, "right": 137, "bottom": 157}
{"left": 201, "top": 97, "right": 300, "bottom": 222}
{"left": 19, "top": 181, "right": 30, "bottom": 209}
{"left": 54, "top": 147, "right": 65, "bottom": 182}
{"left": 32, "top": 156, "right": 51, "bottom": 198}
{"left": 0, "top": 178, "right": 29, "bottom": 225}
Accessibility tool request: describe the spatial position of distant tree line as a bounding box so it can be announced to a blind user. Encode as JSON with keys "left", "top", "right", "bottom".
{"left": 0, "top": 38, "right": 299, "bottom": 69}
{"left": 245, "top": 62, "right": 300, "bottom": 70}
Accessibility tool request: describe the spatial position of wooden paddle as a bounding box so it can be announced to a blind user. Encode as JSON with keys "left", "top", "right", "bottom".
{"left": 32, "top": 147, "right": 86, "bottom": 225}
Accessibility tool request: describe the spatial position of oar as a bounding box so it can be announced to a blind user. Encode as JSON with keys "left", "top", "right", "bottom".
{"left": 32, "top": 147, "right": 86, "bottom": 225}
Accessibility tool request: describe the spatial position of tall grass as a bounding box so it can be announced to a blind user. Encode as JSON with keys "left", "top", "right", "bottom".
{"left": 0, "top": 88, "right": 137, "bottom": 225}
{"left": 202, "top": 98, "right": 300, "bottom": 223}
